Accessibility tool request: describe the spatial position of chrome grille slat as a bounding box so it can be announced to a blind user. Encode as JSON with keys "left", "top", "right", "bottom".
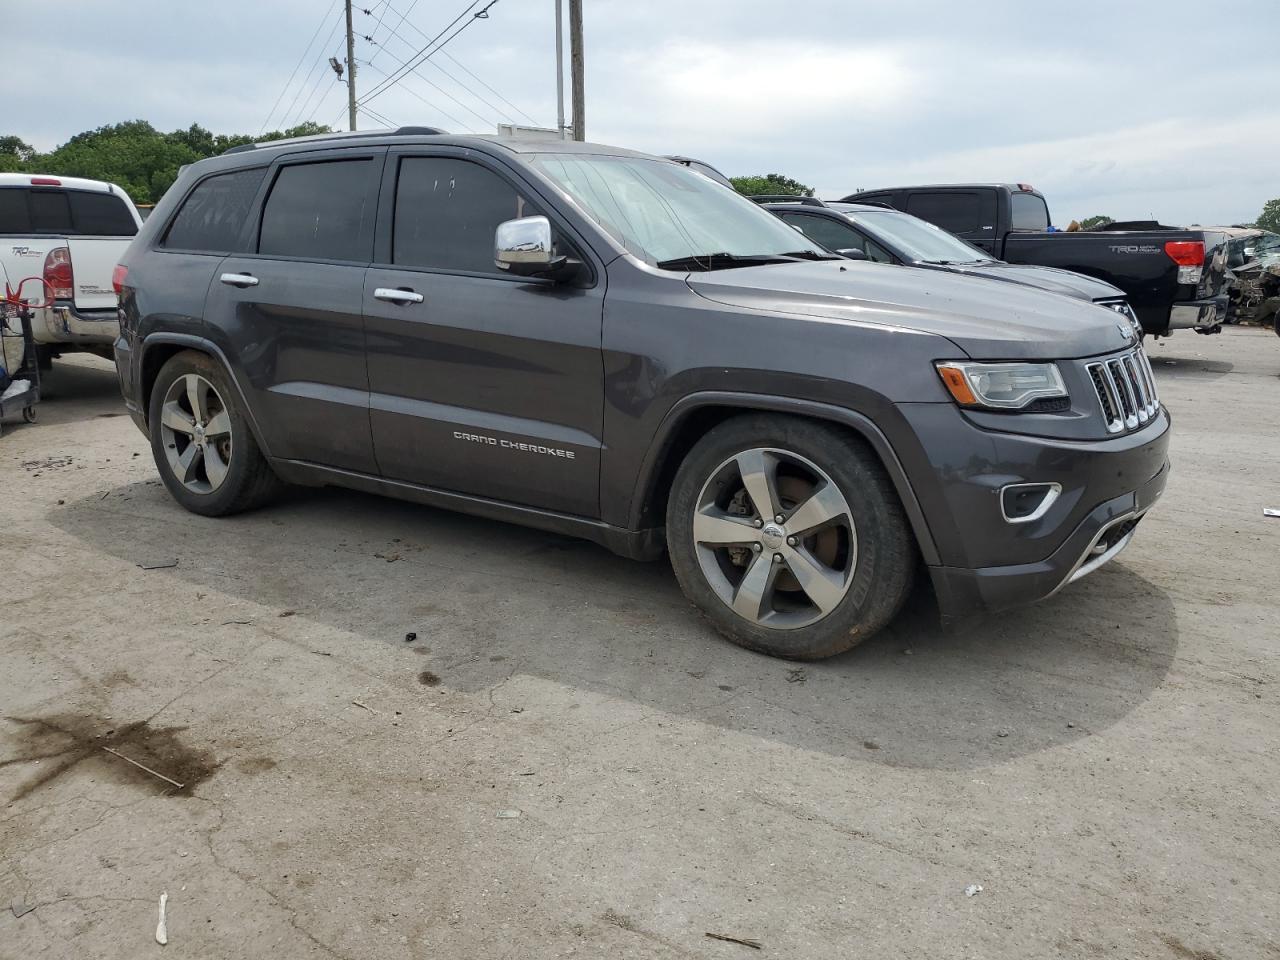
{"left": 1086, "top": 346, "right": 1159, "bottom": 435}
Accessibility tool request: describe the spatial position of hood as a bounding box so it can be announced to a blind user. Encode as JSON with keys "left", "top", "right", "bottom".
{"left": 926, "top": 260, "right": 1125, "bottom": 302}
{"left": 686, "top": 260, "right": 1137, "bottom": 360}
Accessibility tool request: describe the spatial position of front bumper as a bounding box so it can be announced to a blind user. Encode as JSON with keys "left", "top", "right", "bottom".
{"left": 892, "top": 402, "right": 1171, "bottom": 626}
{"left": 928, "top": 461, "right": 1166, "bottom": 626}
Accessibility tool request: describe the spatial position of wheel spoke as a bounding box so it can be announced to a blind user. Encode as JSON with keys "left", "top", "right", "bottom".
{"left": 693, "top": 509, "right": 759, "bottom": 546}
{"left": 203, "top": 410, "right": 232, "bottom": 438}
{"left": 185, "top": 374, "right": 210, "bottom": 422}
{"left": 160, "top": 401, "right": 195, "bottom": 435}
{"left": 731, "top": 552, "right": 780, "bottom": 622}
{"left": 174, "top": 442, "right": 204, "bottom": 484}
{"left": 735, "top": 449, "right": 781, "bottom": 520}
{"left": 785, "top": 481, "right": 849, "bottom": 535}
{"left": 203, "top": 443, "right": 229, "bottom": 489}
{"left": 781, "top": 545, "right": 848, "bottom": 615}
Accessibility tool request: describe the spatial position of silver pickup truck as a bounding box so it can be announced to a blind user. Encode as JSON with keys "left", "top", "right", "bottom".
{"left": 1, "top": 173, "right": 142, "bottom": 366}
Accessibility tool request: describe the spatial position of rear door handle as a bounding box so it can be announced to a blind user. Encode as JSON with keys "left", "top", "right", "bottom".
{"left": 374, "top": 287, "right": 424, "bottom": 305}
{"left": 220, "top": 273, "right": 259, "bottom": 288}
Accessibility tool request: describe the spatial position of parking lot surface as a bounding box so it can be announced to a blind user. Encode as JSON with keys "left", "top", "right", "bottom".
{"left": 2, "top": 327, "right": 1277, "bottom": 959}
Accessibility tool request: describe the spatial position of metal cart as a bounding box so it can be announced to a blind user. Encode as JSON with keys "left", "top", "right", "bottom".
{"left": 0, "top": 284, "right": 43, "bottom": 435}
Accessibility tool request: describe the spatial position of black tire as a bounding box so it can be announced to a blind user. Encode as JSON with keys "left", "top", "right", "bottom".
{"left": 666, "top": 414, "right": 915, "bottom": 660}
{"left": 148, "top": 350, "right": 283, "bottom": 516}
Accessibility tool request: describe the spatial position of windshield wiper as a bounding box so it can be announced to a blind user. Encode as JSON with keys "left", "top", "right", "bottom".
{"left": 655, "top": 252, "right": 802, "bottom": 271}
{"left": 782, "top": 250, "right": 844, "bottom": 261}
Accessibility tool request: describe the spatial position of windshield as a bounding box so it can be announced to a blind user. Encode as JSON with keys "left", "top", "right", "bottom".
{"left": 848, "top": 209, "right": 993, "bottom": 264}
{"left": 1247, "top": 232, "right": 1280, "bottom": 259}
{"left": 527, "top": 154, "right": 828, "bottom": 268}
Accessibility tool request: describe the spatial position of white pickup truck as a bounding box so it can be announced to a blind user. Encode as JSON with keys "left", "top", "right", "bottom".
{"left": 1, "top": 172, "right": 142, "bottom": 366}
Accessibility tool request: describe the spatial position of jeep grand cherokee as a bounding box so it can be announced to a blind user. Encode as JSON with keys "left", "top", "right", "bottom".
{"left": 114, "top": 129, "right": 1170, "bottom": 660}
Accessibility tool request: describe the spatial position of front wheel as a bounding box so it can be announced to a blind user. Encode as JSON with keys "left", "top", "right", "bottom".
{"left": 666, "top": 415, "right": 915, "bottom": 660}
{"left": 148, "top": 350, "right": 283, "bottom": 516}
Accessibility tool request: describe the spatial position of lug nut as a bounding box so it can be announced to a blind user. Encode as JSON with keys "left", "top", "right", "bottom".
{"left": 787, "top": 536, "right": 798, "bottom": 546}
{"left": 754, "top": 518, "right": 763, "bottom": 528}
{"left": 752, "top": 543, "right": 762, "bottom": 553}
{"left": 775, "top": 514, "right": 785, "bottom": 524}
{"left": 773, "top": 553, "right": 783, "bottom": 564}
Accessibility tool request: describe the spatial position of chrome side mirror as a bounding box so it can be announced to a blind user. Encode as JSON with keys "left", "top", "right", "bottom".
{"left": 495, "top": 215, "right": 566, "bottom": 277}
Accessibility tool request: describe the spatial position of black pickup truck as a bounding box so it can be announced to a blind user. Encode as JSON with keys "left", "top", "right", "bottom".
{"left": 840, "top": 183, "right": 1229, "bottom": 338}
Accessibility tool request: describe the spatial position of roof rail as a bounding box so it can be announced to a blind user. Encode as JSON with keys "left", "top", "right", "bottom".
{"left": 748, "top": 195, "right": 827, "bottom": 207}
{"left": 223, "top": 126, "right": 448, "bottom": 155}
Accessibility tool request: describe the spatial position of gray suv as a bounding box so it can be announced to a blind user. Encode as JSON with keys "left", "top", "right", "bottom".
{"left": 114, "top": 129, "right": 1170, "bottom": 660}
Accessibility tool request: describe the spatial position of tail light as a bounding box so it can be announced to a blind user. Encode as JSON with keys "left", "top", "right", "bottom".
{"left": 1165, "top": 240, "right": 1204, "bottom": 285}
{"left": 43, "top": 246, "right": 74, "bottom": 300}
{"left": 112, "top": 263, "right": 129, "bottom": 296}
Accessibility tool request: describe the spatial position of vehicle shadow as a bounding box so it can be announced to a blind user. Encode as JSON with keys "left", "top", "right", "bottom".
{"left": 49, "top": 481, "right": 1178, "bottom": 771}
{"left": 1146, "top": 353, "right": 1234, "bottom": 378}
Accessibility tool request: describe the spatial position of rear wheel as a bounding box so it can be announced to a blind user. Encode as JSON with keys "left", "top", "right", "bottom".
{"left": 666, "top": 415, "right": 915, "bottom": 660}
{"left": 148, "top": 351, "right": 283, "bottom": 516}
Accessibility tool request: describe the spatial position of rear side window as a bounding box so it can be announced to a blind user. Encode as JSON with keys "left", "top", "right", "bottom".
{"left": 393, "top": 157, "right": 533, "bottom": 274}
{"left": 67, "top": 191, "right": 138, "bottom": 236}
{"left": 259, "top": 160, "right": 372, "bottom": 262}
{"left": 906, "top": 192, "right": 989, "bottom": 235}
{"left": 0, "top": 188, "right": 137, "bottom": 236}
{"left": 1010, "top": 192, "right": 1050, "bottom": 231}
{"left": 164, "top": 168, "right": 267, "bottom": 252}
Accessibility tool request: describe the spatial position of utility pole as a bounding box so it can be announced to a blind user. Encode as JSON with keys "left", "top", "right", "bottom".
{"left": 569, "top": 0, "right": 584, "bottom": 141}
{"left": 344, "top": 0, "right": 358, "bottom": 130}
{"left": 554, "top": 0, "right": 566, "bottom": 139}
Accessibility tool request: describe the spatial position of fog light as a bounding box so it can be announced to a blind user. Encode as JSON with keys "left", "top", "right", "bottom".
{"left": 1000, "top": 482, "right": 1062, "bottom": 524}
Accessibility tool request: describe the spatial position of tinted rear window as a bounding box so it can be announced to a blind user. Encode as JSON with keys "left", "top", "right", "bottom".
{"left": 906, "top": 192, "right": 986, "bottom": 234}
{"left": 0, "top": 187, "right": 136, "bottom": 236}
{"left": 1011, "top": 192, "right": 1050, "bottom": 231}
{"left": 259, "top": 160, "right": 372, "bottom": 262}
{"left": 164, "top": 168, "right": 267, "bottom": 253}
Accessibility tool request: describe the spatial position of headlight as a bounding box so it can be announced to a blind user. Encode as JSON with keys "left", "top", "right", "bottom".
{"left": 935, "top": 361, "right": 1067, "bottom": 410}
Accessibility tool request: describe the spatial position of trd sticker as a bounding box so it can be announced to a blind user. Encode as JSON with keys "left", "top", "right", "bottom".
{"left": 1108, "top": 245, "right": 1161, "bottom": 255}
{"left": 453, "top": 430, "right": 576, "bottom": 460}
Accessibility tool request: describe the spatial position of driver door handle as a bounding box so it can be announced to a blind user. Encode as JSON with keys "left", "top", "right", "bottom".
{"left": 220, "top": 273, "right": 259, "bottom": 288}
{"left": 374, "top": 287, "right": 424, "bottom": 305}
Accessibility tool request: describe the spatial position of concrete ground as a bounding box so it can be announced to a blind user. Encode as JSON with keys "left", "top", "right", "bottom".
{"left": 1, "top": 327, "right": 1277, "bottom": 960}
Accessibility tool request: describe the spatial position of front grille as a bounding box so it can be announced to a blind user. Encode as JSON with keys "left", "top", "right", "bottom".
{"left": 1086, "top": 346, "right": 1159, "bottom": 434}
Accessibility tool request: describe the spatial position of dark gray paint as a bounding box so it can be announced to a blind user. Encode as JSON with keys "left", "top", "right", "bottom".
{"left": 115, "top": 132, "right": 1171, "bottom": 625}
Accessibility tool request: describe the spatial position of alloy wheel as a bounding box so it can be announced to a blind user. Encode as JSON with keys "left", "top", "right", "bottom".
{"left": 158, "top": 373, "right": 233, "bottom": 494}
{"left": 692, "top": 447, "right": 857, "bottom": 629}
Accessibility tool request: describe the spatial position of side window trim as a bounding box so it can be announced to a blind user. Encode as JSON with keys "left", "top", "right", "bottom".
{"left": 373, "top": 145, "right": 599, "bottom": 286}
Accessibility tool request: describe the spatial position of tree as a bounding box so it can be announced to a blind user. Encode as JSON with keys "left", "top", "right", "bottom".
{"left": 1256, "top": 198, "right": 1280, "bottom": 234}
{"left": 730, "top": 173, "right": 815, "bottom": 198}
{"left": 1079, "top": 215, "right": 1114, "bottom": 230}
{"left": 0, "top": 121, "right": 334, "bottom": 204}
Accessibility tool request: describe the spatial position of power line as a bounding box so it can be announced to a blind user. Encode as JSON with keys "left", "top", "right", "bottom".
{"left": 358, "top": 103, "right": 399, "bottom": 127}
{"left": 364, "top": 27, "right": 500, "bottom": 128}
{"left": 282, "top": 11, "right": 347, "bottom": 130}
{"left": 441, "top": 50, "right": 539, "bottom": 126}
{"left": 363, "top": 0, "right": 540, "bottom": 126}
{"left": 360, "top": 60, "right": 472, "bottom": 131}
{"left": 357, "top": 0, "right": 495, "bottom": 107}
{"left": 259, "top": 0, "right": 341, "bottom": 134}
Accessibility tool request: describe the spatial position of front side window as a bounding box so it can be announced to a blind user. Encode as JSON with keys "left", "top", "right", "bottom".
{"left": 393, "top": 157, "right": 535, "bottom": 274}
{"left": 782, "top": 213, "right": 891, "bottom": 262}
{"left": 164, "top": 168, "right": 267, "bottom": 252}
{"left": 1010, "top": 192, "right": 1050, "bottom": 232}
{"left": 528, "top": 153, "right": 828, "bottom": 268}
{"left": 259, "top": 159, "right": 372, "bottom": 262}
{"left": 848, "top": 210, "right": 992, "bottom": 264}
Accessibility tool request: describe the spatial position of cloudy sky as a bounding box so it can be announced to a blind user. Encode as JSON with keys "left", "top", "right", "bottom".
{"left": 8, "top": 0, "right": 1278, "bottom": 224}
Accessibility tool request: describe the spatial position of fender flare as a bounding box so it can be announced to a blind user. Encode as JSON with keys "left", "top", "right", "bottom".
{"left": 629, "top": 391, "right": 940, "bottom": 566}
{"left": 138, "top": 332, "right": 273, "bottom": 457}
